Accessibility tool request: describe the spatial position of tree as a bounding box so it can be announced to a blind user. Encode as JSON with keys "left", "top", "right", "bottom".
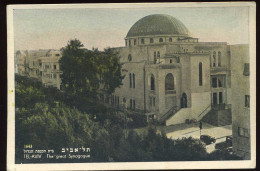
{"left": 59, "top": 39, "right": 124, "bottom": 103}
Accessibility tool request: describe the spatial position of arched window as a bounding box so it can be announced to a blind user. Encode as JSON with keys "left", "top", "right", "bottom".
{"left": 134, "top": 39, "right": 136, "bottom": 45}
{"left": 157, "top": 51, "right": 160, "bottom": 58}
{"left": 150, "top": 38, "right": 154, "bottom": 43}
{"left": 151, "top": 74, "right": 155, "bottom": 90}
{"left": 129, "top": 73, "right": 132, "bottom": 88}
{"left": 165, "top": 73, "right": 174, "bottom": 91}
{"left": 159, "top": 38, "right": 163, "bottom": 42}
{"left": 213, "top": 51, "right": 216, "bottom": 67}
{"left": 133, "top": 73, "right": 135, "bottom": 88}
{"left": 169, "top": 38, "right": 172, "bottom": 42}
{"left": 129, "top": 40, "right": 131, "bottom": 46}
{"left": 218, "top": 51, "right": 221, "bottom": 66}
{"left": 141, "top": 38, "right": 145, "bottom": 44}
{"left": 199, "top": 62, "right": 203, "bottom": 86}
{"left": 128, "top": 54, "right": 132, "bottom": 61}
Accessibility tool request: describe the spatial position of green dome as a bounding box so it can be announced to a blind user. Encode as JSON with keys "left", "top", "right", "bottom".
{"left": 126, "top": 14, "right": 191, "bottom": 38}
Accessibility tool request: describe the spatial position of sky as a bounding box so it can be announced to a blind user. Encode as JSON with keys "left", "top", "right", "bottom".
{"left": 13, "top": 5, "right": 249, "bottom": 51}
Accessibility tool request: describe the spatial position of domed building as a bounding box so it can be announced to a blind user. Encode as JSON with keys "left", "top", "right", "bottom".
{"left": 103, "top": 14, "right": 233, "bottom": 126}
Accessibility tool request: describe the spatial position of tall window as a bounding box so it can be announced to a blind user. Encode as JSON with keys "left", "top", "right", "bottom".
{"left": 141, "top": 38, "right": 145, "bottom": 44}
{"left": 134, "top": 39, "right": 137, "bottom": 45}
{"left": 150, "top": 97, "right": 155, "bottom": 107}
{"left": 243, "top": 63, "right": 250, "bottom": 76}
{"left": 133, "top": 73, "right": 135, "bottom": 88}
{"left": 170, "top": 59, "right": 172, "bottom": 64}
{"left": 165, "top": 73, "right": 174, "bottom": 90}
{"left": 133, "top": 100, "right": 135, "bottom": 110}
{"left": 157, "top": 51, "right": 160, "bottom": 58}
{"left": 128, "top": 54, "right": 132, "bottom": 61}
{"left": 245, "top": 95, "right": 250, "bottom": 107}
{"left": 129, "top": 73, "right": 132, "bottom": 88}
{"left": 151, "top": 74, "right": 155, "bottom": 90}
{"left": 130, "top": 99, "right": 132, "bottom": 109}
{"left": 154, "top": 51, "right": 157, "bottom": 64}
{"left": 213, "top": 51, "right": 216, "bottom": 67}
{"left": 212, "top": 77, "right": 217, "bottom": 88}
{"left": 169, "top": 38, "right": 172, "bottom": 42}
{"left": 54, "top": 65, "right": 56, "bottom": 70}
{"left": 176, "top": 57, "right": 180, "bottom": 63}
{"left": 150, "top": 38, "right": 154, "bottom": 43}
{"left": 199, "top": 62, "right": 203, "bottom": 86}
{"left": 159, "top": 38, "right": 163, "bottom": 42}
{"left": 218, "top": 51, "right": 221, "bottom": 66}
{"left": 129, "top": 40, "right": 131, "bottom": 46}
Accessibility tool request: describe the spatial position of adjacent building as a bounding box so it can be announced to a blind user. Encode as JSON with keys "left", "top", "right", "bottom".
{"left": 16, "top": 49, "right": 62, "bottom": 90}
{"left": 231, "top": 45, "right": 250, "bottom": 159}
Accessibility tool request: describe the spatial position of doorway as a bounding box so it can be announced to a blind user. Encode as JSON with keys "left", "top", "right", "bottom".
{"left": 213, "top": 93, "right": 217, "bottom": 105}
{"left": 219, "top": 92, "right": 223, "bottom": 104}
{"left": 181, "top": 93, "right": 187, "bottom": 108}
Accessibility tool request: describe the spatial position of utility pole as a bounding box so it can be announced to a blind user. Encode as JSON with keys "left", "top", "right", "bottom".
{"left": 199, "top": 121, "right": 202, "bottom": 141}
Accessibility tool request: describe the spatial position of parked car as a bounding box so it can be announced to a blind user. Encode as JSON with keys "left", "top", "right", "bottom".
{"left": 226, "top": 136, "right": 232, "bottom": 146}
{"left": 200, "top": 135, "right": 216, "bottom": 145}
{"left": 215, "top": 136, "right": 232, "bottom": 151}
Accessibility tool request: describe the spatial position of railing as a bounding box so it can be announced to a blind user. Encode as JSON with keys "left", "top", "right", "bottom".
{"left": 210, "top": 66, "right": 230, "bottom": 72}
{"left": 198, "top": 104, "right": 211, "bottom": 118}
{"left": 149, "top": 90, "right": 156, "bottom": 95}
{"left": 165, "top": 90, "right": 176, "bottom": 95}
{"left": 158, "top": 105, "right": 178, "bottom": 123}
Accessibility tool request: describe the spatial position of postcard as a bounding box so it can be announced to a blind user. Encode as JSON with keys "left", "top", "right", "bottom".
{"left": 7, "top": 2, "right": 256, "bottom": 170}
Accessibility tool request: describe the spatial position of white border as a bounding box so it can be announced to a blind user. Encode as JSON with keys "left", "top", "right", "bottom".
{"left": 7, "top": 2, "right": 256, "bottom": 170}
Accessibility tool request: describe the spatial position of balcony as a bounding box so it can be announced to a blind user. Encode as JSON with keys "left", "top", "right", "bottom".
{"left": 210, "top": 66, "right": 230, "bottom": 73}
{"left": 149, "top": 90, "right": 156, "bottom": 95}
{"left": 165, "top": 90, "right": 176, "bottom": 95}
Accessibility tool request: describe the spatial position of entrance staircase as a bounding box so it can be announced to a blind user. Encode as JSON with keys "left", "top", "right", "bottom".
{"left": 158, "top": 106, "right": 179, "bottom": 124}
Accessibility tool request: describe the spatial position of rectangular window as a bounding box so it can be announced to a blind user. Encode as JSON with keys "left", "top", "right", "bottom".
{"left": 133, "top": 100, "right": 135, "bottom": 110}
{"left": 212, "top": 77, "right": 217, "bottom": 88}
{"left": 129, "top": 74, "right": 132, "bottom": 88}
{"left": 133, "top": 74, "right": 135, "bottom": 88}
{"left": 243, "top": 63, "right": 250, "bottom": 76}
{"left": 130, "top": 99, "right": 132, "bottom": 109}
{"left": 153, "top": 97, "right": 155, "bottom": 107}
{"left": 218, "top": 78, "right": 223, "bottom": 87}
{"left": 245, "top": 95, "right": 250, "bottom": 107}
{"left": 238, "top": 127, "right": 249, "bottom": 137}
{"left": 53, "top": 74, "right": 57, "bottom": 79}
{"left": 54, "top": 65, "right": 57, "bottom": 70}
